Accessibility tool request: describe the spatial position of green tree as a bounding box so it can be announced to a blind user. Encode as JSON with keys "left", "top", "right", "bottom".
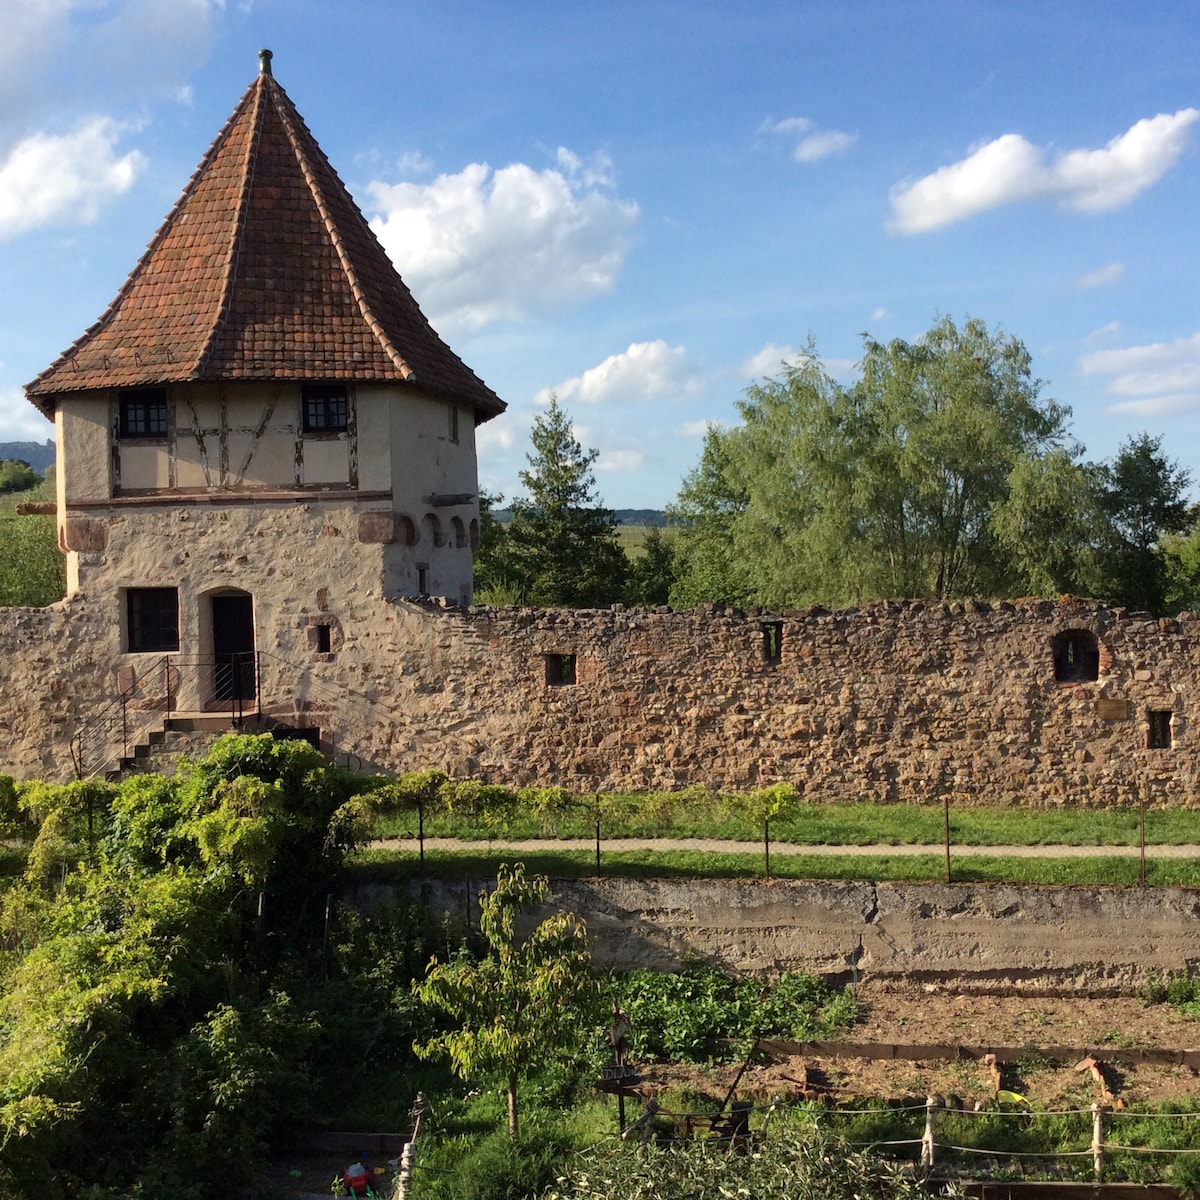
{"left": 667, "top": 423, "right": 751, "bottom": 607}
{"left": 669, "top": 317, "right": 1075, "bottom": 607}
{"left": 1098, "top": 433, "right": 1192, "bottom": 613}
{"left": 624, "top": 526, "right": 677, "bottom": 605}
{"left": 504, "top": 396, "right": 628, "bottom": 606}
{"left": 0, "top": 461, "right": 40, "bottom": 493}
{"left": 413, "top": 863, "right": 596, "bottom": 1136}
{"left": 991, "top": 448, "right": 1105, "bottom": 597}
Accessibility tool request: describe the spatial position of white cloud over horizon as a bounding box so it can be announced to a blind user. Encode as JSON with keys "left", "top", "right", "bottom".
{"left": 761, "top": 116, "right": 858, "bottom": 162}
{"left": 0, "top": 387, "right": 55, "bottom": 440}
{"left": 0, "top": 118, "right": 145, "bottom": 240}
{"left": 366, "top": 149, "right": 639, "bottom": 332}
{"left": 538, "top": 339, "right": 697, "bottom": 407}
{"left": 889, "top": 109, "right": 1199, "bottom": 234}
{"left": 1080, "top": 331, "right": 1200, "bottom": 416}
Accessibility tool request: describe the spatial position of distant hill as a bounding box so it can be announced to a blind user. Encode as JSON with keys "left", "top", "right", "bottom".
{"left": 0, "top": 441, "right": 54, "bottom": 472}
{"left": 493, "top": 508, "right": 667, "bottom": 526}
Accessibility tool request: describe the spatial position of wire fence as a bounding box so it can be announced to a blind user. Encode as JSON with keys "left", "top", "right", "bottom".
{"left": 616, "top": 1094, "right": 1200, "bottom": 1185}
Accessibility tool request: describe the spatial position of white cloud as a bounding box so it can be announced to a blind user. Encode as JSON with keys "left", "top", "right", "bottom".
{"left": 761, "top": 115, "right": 857, "bottom": 163}
{"left": 871, "top": 306, "right": 888, "bottom": 321}
{"left": 889, "top": 109, "right": 1199, "bottom": 234}
{"left": 793, "top": 129, "right": 858, "bottom": 162}
{"left": 366, "top": 150, "right": 638, "bottom": 332}
{"left": 0, "top": 0, "right": 222, "bottom": 142}
{"left": 0, "top": 117, "right": 144, "bottom": 240}
{"left": 538, "top": 340, "right": 696, "bottom": 407}
{"left": 1084, "top": 321, "right": 1123, "bottom": 344}
{"left": 1079, "top": 331, "right": 1200, "bottom": 416}
{"left": 597, "top": 447, "right": 645, "bottom": 474}
{"left": 1075, "top": 262, "right": 1125, "bottom": 289}
{"left": 0, "top": 387, "right": 54, "bottom": 440}
{"left": 741, "top": 343, "right": 805, "bottom": 379}
{"left": 477, "top": 407, "right": 533, "bottom": 454}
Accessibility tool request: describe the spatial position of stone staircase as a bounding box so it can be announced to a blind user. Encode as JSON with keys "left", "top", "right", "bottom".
{"left": 106, "top": 715, "right": 257, "bottom": 779}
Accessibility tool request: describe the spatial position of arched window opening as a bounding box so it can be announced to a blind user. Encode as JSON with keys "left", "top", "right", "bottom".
{"left": 396, "top": 514, "right": 418, "bottom": 546}
{"left": 422, "top": 513, "right": 446, "bottom": 548}
{"left": 1052, "top": 629, "right": 1100, "bottom": 683}
{"left": 451, "top": 516, "right": 467, "bottom": 549}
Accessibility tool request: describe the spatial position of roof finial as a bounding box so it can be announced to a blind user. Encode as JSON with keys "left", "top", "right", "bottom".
{"left": 259, "top": 48, "right": 273, "bottom": 77}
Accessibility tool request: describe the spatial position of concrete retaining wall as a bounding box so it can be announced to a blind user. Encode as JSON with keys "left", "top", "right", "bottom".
{"left": 363, "top": 877, "right": 1200, "bottom": 994}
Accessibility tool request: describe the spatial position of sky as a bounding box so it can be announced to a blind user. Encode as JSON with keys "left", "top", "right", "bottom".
{"left": 0, "top": 0, "right": 1198, "bottom": 511}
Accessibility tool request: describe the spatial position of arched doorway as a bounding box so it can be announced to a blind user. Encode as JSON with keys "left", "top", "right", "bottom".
{"left": 208, "top": 588, "right": 257, "bottom": 707}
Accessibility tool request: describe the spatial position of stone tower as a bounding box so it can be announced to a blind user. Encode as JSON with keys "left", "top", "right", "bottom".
{"left": 23, "top": 50, "right": 504, "bottom": 722}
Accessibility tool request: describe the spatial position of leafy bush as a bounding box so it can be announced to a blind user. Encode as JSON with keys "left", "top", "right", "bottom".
{"left": 609, "top": 966, "right": 857, "bottom": 1062}
{"left": 540, "top": 1120, "right": 961, "bottom": 1200}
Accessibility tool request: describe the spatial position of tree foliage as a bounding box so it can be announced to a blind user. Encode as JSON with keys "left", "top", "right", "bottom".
{"left": 1098, "top": 433, "right": 1192, "bottom": 612}
{"left": 668, "top": 316, "right": 1196, "bottom": 614}
{"left": 0, "top": 735, "right": 444, "bottom": 1197}
{"left": 497, "top": 396, "right": 629, "bottom": 606}
{"left": 414, "top": 862, "right": 596, "bottom": 1135}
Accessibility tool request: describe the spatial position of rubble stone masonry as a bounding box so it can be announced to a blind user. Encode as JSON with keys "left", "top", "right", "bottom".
{"left": 3, "top": 594, "right": 1199, "bottom": 806}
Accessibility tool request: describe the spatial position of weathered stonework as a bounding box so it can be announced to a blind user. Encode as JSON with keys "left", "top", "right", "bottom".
{"left": 5, "top": 595, "right": 1200, "bottom": 807}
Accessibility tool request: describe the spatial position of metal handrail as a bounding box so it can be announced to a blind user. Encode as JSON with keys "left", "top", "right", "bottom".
{"left": 72, "top": 651, "right": 262, "bottom": 779}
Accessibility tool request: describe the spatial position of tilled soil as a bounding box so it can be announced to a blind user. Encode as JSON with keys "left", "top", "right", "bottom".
{"left": 637, "top": 981, "right": 1200, "bottom": 1112}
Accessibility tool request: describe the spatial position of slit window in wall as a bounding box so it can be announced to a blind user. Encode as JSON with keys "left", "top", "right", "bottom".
{"left": 1052, "top": 629, "right": 1100, "bottom": 683}
{"left": 126, "top": 587, "right": 179, "bottom": 652}
{"left": 315, "top": 623, "right": 332, "bottom": 654}
{"left": 417, "top": 565, "right": 428, "bottom": 594}
{"left": 301, "top": 384, "right": 348, "bottom": 433}
{"left": 545, "top": 653, "right": 577, "bottom": 687}
{"left": 762, "top": 621, "right": 784, "bottom": 663}
{"left": 1148, "top": 710, "right": 1173, "bottom": 749}
{"left": 449, "top": 405, "right": 460, "bottom": 444}
{"left": 119, "top": 387, "right": 168, "bottom": 439}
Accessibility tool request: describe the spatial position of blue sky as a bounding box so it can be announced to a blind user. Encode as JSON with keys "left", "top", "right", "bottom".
{"left": 1, "top": 1, "right": 1198, "bottom": 510}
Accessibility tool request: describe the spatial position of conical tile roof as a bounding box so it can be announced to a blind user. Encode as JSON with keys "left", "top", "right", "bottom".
{"left": 26, "top": 51, "right": 505, "bottom": 423}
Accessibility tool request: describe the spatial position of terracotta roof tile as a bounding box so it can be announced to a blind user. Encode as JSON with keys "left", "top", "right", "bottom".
{"left": 26, "top": 61, "right": 505, "bottom": 423}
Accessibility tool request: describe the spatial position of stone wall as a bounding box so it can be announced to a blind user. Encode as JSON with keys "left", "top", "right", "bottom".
{"left": 4, "top": 594, "right": 1200, "bottom": 807}
{"left": 370, "top": 876, "right": 1200, "bottom": 994}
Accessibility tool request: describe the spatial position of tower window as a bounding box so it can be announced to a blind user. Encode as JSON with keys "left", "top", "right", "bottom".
{"left": 126, "top": 587, "right": 179, "bottom": 652}
{"left": 315, "top": 623, "right": 332, "bottom": 654}
{"left": 1148, "top": 710, "right": 1173, "bottom": 749}
{"left": 762, "top": 621, "right": 783, "bottom": 663}
{"left": 302, "top": 384, "right": 348, "bottom": 433}
{"left": 1052, "top": 629, "right": 1100, "bottom": 683}
{"left": 545, "top": 654, "right": 577, "bottom": 687}
{"left": 119, "top": 388, "right": 168, "bottom": 439}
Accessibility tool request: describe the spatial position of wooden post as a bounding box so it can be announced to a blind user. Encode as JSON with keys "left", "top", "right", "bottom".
{"left": 595, "top": 792, "right": 602, "bottom": 874}
{"left": 764, "top": 819, "right": 771, "bottom": 883}
{"left": 1092, "top": 1102, "right": 1105, "bottom": 1183}
{"left": 944, "top": 793, "right": 952, "bottom": 884}
{"left": 395, "top": 1141, "right": 414, "bottom": 1200}
{"left": 921, "top": 1095, "right": 937, "bottom": 1167}
{"left": 1139, "top": 786, "right": 1147, "bottom": 888}
{"left": 418, "top": 796, "right": 425, "bottom": 873}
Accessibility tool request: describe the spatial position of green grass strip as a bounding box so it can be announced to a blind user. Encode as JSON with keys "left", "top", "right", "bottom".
{"left": 349, "top": 848, "right": 1200, "bottom": 887}
{"left": 369, "top": 800, "right": 1200, "bottom": 848}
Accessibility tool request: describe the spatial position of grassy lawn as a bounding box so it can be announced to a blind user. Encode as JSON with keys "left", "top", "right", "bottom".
{"left": 369, "top": 796, "right": 1200, "bottom": 848}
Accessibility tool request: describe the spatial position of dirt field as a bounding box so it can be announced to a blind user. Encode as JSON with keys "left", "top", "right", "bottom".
{"left": 640, "top": 981, "right": 1200, "bottom": 1111}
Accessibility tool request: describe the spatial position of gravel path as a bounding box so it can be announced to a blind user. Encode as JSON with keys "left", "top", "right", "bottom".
{"left": 374, "top": 837, "right": 1200, "bottom": 858}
